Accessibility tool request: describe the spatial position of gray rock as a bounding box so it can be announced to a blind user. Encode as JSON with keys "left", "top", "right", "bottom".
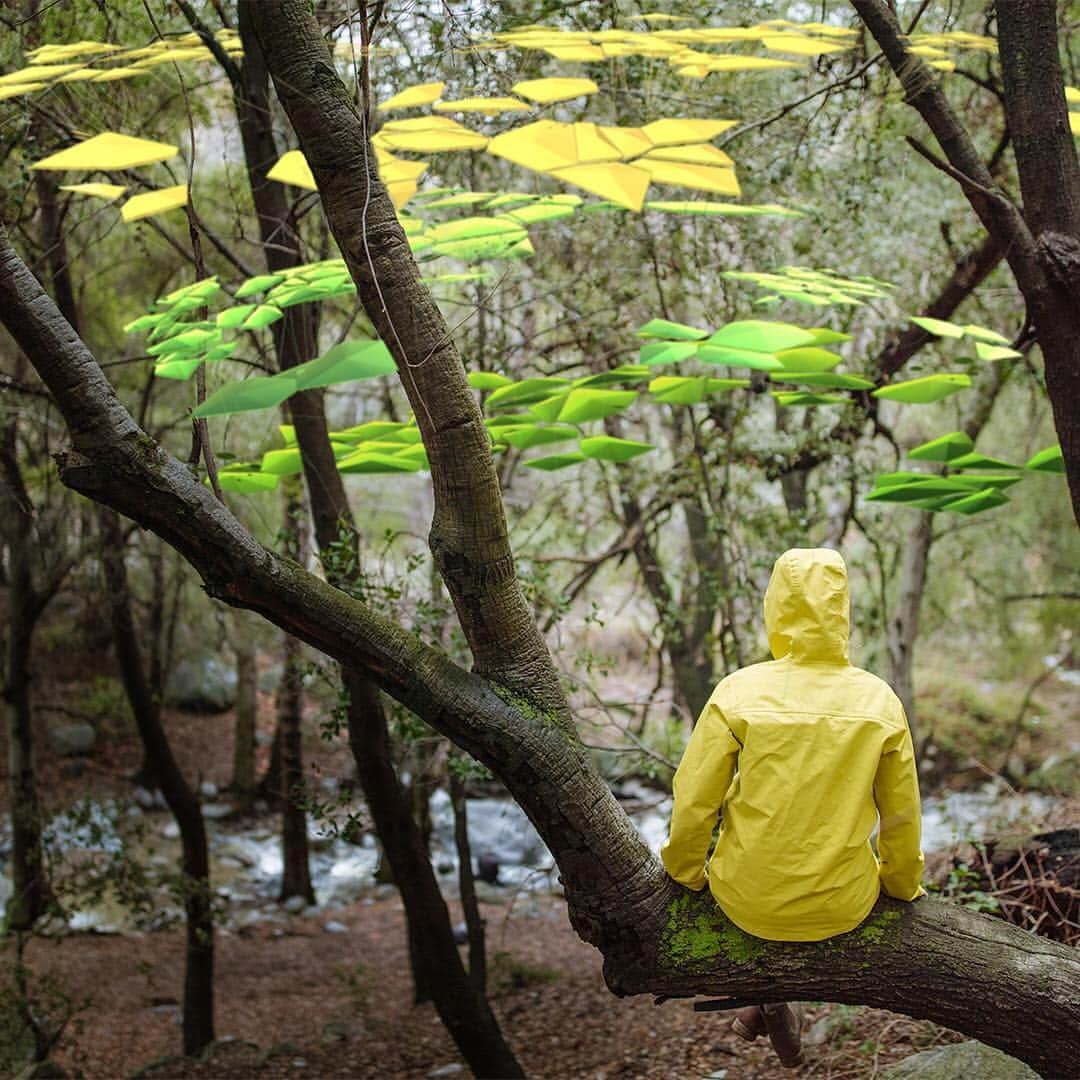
{"left": 199, "top": 780, "right": 219, "bottom": 798}
{"left": 201, "top": 803, "right": 232, "bottom": 820}
{"left": 427, "top": 1065, "right": 463, "bottom": 1078}
{"left": 165, "top": 656, "right": 237, "bottom": 713}
{"left": 452, "top": 921, "right": 468, "bottom": 945}
{"left": 49, "top": 722, "right": 96, "bottom": 758}
{"left": 323, "top": 920, "right": 347, "bottom": 934}
{"left": 881, "top": 1041, "right": 1039, "bottom": 1080}
{"left": 282, "top": 894, "right": 307, "bottom": 914}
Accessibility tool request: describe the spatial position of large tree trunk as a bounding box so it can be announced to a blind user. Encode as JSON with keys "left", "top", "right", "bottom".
{"left": 98, "top": 509, "right": 214, "bottom": 1055}
{"left": 189, "top": 6, "right": 518, "bottom": 1068}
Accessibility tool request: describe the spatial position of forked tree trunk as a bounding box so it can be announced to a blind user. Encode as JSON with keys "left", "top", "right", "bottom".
{"left": 98, "top": 508, "right": 214, "bottom": 1054}
{"left": 190, "top": 8, "right": 518, "bottom": 1068}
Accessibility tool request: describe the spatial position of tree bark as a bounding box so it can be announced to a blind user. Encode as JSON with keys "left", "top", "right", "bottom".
{"left": 98, "top": 508, "right": 214, "bottom": 1055}
{"left": 276, "top": 630, "right": 314, "bottom": 905}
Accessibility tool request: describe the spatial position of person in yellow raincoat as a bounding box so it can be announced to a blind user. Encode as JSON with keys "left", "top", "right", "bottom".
{"left": 661, "top": 548, "right": 925, "bottom": 1068}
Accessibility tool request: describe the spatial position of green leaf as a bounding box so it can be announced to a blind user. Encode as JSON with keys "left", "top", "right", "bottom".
{"left": 192, "top": 374, "right": 298, "bottom": 418}
{"left": 697, "top": 345, "right": 783, "bottom": 371}
{"left": 216, "top": 471, "right": 279, "bottom": 494}
{"left": 1024, "top": 445, "right": 1065, "bottom": 474}
{"left": 907, "top": 432, "right": 974, "bottom": 462}
{"left": 216, "top": 304, "right": 258, "bottom": 329}
{"left": 486, "top": 377, "right": 571, "bottom": 407}
{"left": 555, "top": 389, "right": 637, "bottom": 424}
{"left": 974, "top": 342, "right": 1022, "bottom": 361}
{"left": 803, "top": 328, "right": 853, "bottom": 346}
{"left": 260, "top": 448, "right": 304, "bottom": 476}
{"left": 707, "top": 320, "right": 817, "bottom": 353}
{"left": 336, "top": 451, "right": 423, "bottom": 474}
{"left": 499, "top": 424, "right": 578, "bottom": 450}
{"left": 947, "top": 452, "right": 1019, "bottom": 470}
{"left": 333, "top": 421, "right": 408, "bottom": 442}
{"left": 572, "top": 365, "right": 651, "bottom": 388}
{"left": 527, "top": 392, "right": 572, "bottom": 423}
{"left": 153, "top": 357, "right": 203, "bottom": 380}
{"left": 939, "top": 487, "right": 1010, "bottom": 515}
{"left": 636, "top": 318, "right": 708, "bottom": 341}
{"left": 865, "top": 475, "right": 973, "bottom": 502}
{"left": 640, "top": 340, "right": 700, "bottom": 366}
{"left": 771, "top": 391, "right": 849, "bottom": 406}
{"left": 909, "top": 315, "right": 964, "bottom": 338}
{"left": 524, "top": 452, "right": 587, "bottom": 471}
{"left": 579, "top": 435, "right": 654, "bottom": 462}
{"left": 648, "top": 375, "right": 749, "bottom": 404}
{"left": 774, "top": 346, "right": 842, "bottom": 371}
{"left": 770, "top": 371, "right": 872, "bottom": 390}
{"left": 961, "top": 324, "right": 1010, "bottom": 345}
{"left": 235, "top": 273, "right": 286, "bottom": 298}
{"left": 872, "top": 374, "right": 972, "bottom": 403}
{"left": 290, "top": 340, "right": 396, "bottom": 390}
{"left": 468, "top": 371, "right": 513, "bottom": 390}
{"left": 146, "top": 328, "right": 219, "bottom": 356}
{"left": 242, "top": 304, "right": 284, "bottom": 330}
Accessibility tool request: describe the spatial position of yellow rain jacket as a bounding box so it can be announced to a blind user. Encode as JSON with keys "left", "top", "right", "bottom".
{"left": 661, "top": 548, "right": 925, "bottom": 941}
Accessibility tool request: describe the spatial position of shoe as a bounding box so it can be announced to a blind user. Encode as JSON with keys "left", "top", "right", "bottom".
{"left": 763, "top": 1002, "right": 805, "bottom": 1068}
{"left": 731, "top": 1004, "right": 766, "bottom": 1042}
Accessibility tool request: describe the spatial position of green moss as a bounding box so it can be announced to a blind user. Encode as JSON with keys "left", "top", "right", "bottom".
{"left": 662, "top": 892, "right": 765, "bottom": 968}
{"left": 489, "top": 681, "right": 576, "bottom": 738}
{"left": 857, "top": 908, "right": 901, "bottom": 945}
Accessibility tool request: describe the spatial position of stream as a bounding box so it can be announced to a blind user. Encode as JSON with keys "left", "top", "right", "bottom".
{"left": 0, "top": 778, "right": 1069, "bottom": 934}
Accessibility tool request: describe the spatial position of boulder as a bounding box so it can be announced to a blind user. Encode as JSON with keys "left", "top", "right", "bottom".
{"left": 165, "top": 656, "right": 237, "bottom": 713}
{"left": 48, "top": 722, "right": 96, "bottom": 758}
{"left": 881, "top": 1041, "right": 1039, "bottom": 1080}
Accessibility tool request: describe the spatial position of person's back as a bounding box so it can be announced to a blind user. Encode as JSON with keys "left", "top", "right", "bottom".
{"left": 661, "top": 548, "right": 925, "bottom": 1064}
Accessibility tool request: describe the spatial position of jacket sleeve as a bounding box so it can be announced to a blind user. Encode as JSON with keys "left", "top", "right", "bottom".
{"left": 661, "top": 700, "right": 740, "bottom": 890}
{"left": 873, "top": 715, "right": 926, "bottom": 901}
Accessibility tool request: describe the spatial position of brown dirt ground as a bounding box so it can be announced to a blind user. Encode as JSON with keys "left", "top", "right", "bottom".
{"left": 23, "top": 892, "right": 962, "bottom": 1080}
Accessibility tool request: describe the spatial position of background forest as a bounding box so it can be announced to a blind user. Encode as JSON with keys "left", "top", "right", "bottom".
{"left": 0, "top": 0, "right": 1077, "bottom": 1077}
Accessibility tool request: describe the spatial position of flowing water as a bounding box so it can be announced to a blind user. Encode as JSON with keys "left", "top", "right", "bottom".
{"left": 0, "top": 778, "right": 1069, "bottom": 933}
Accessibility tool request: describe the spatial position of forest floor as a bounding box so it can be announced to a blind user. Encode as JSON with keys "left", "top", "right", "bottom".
{"left": 3, "top": 646, "right": 1077, "bottom": 1079}
{"left": 26, "top": 889, "right": 965, "bottom": 1080}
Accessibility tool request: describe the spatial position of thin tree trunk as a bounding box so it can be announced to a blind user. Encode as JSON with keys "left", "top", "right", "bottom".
{"left": 1, "top": 395, "right": 53, "bottom": 931}
{"left": 257, "top": 720, "right": 283, "bottom": 809}
{"left": 450, "top": 762, "right": 486, "bottom": 994}
{"left": 277, "top": 630, "right": 314, "bottom": 905}
{"left": 230, "top": 633, "right": 257, "bottom": 811}
{"left": 98, "top": 508, "right": 214, "bottom": 1055}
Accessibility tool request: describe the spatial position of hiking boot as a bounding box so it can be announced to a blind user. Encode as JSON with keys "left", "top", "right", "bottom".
{"left": 731, "top": 1004, "right": 766, "bottom": 1042}
{"left": 762, "top": 1002, "right": 805, "bottom": 1068}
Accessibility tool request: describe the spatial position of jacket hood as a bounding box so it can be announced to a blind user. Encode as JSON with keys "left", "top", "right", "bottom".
{"left": 763, "top": 548, "right": 850, "bottom": 663}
